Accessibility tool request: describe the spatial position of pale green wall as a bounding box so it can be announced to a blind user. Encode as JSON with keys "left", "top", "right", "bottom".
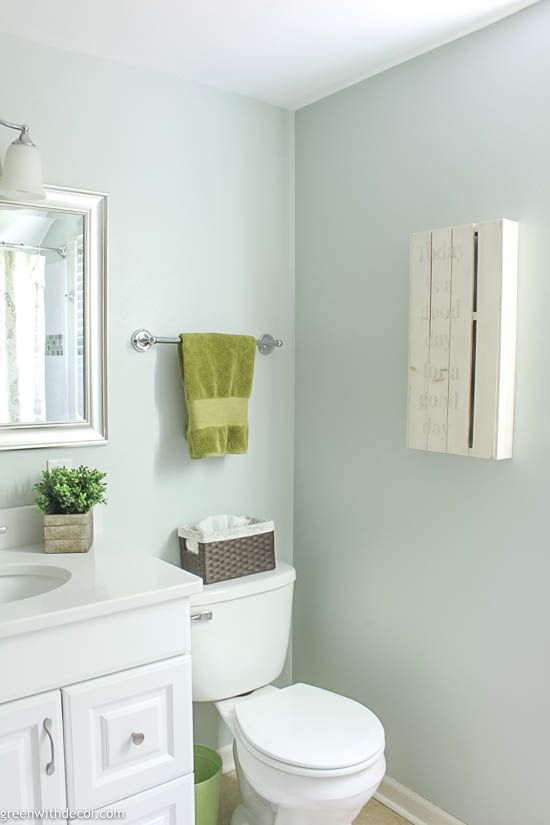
{"left": 294, "top": 3, "right": 550, "bottom": 824}
{"left": 0, "top": 35, "right": 294, "bottom": 569}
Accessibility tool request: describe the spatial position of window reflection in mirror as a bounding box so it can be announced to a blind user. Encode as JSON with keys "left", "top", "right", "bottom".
{"left": 0, "top": 206, "right": 85, "bottom": 425}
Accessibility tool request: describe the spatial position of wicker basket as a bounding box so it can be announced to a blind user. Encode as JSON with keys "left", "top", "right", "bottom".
{"left": 178, "top": 517, "right": 275, "bottom": 584}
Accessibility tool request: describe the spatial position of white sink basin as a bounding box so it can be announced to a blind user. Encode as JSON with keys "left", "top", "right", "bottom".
{"left": 0, "top": 563, "right": 71, "bottom": 604}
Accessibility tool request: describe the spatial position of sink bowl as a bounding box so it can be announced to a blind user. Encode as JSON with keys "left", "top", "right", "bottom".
{"left": 0, "top": 563, "right": 71, "bottom": 604}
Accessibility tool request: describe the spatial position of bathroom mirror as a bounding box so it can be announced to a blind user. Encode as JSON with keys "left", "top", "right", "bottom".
{"left": 0, "top": 186, "right": 107, "bottom": 450}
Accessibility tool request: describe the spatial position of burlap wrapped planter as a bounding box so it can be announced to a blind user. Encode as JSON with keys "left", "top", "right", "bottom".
{"left": 44, "top": 511, "right": 94, "bottom": 554}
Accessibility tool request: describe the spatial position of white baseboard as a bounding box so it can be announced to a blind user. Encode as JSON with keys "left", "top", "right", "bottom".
{"left": 218, "top": 746, "right": 465, "bottom": 825}
{"left": 375, "top": 776, "right": 466, "bottom": 825}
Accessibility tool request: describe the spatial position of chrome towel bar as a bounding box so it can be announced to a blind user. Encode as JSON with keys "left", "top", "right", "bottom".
{"left": 131, "top": 329, "right": 283, "bottom": 356}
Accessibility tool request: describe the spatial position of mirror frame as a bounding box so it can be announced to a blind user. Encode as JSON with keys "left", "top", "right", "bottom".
{"left": 0, "top": 185, "right": 108, "bottom": 451}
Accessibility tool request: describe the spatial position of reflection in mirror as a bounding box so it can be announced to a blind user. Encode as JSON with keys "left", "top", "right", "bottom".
{"left": 0, "top": 207, "right": 85, "bottom": 424}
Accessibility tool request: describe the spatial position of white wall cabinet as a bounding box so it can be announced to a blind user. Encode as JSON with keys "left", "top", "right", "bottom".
{"left": 407, "top": 219, "right": 519, "bottom": 459}
{"left": 0, "top": 691, "right": 66, "bottom": 823}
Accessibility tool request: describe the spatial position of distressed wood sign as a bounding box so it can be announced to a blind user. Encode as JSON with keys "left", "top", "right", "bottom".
{"left": 407, "top": 219, "right": 518, "bottom": 460}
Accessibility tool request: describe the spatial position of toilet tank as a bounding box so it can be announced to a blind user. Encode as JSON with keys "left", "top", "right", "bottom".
{"left": 191, "top": 563, "right": 295, "bottom": 702}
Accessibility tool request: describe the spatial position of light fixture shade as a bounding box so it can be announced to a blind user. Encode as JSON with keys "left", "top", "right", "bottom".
{"left": 0, "top": 141, "right": 46, "bottom": 201}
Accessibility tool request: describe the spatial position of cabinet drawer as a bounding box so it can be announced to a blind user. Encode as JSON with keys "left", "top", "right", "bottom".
{"left": 96, "top": 775, "right": 194, "bottom": 825}
{"left": 63, "top": 656, "right": 193, "bottom": 810}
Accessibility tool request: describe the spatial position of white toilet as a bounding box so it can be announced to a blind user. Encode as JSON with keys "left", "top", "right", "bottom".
{"left": 191, "top": 563, "right": 386, "bottom": 825}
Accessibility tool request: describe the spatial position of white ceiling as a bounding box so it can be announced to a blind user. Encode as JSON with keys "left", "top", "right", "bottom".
{"left": 0, "top": 0, "right": 539, "bottom": 109}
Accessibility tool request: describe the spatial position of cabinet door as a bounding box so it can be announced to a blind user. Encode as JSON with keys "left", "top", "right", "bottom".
{"left": 63, "top": 655, "right": 193, "bottom": 810}
{"left": 0, "top": 691, "right": 66, "bottom": 823}
{"left": 96, "top": 775, "right": 194, "bottom": 824}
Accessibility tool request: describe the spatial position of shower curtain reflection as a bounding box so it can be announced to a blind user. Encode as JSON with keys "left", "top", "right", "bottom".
{"left": 0, "top": 250, "right": 46, "bottom": 423}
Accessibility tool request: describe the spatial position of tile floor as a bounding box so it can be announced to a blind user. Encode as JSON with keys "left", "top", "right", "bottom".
{"left": 219, "top": 772, "right": 409, "bottom": 825}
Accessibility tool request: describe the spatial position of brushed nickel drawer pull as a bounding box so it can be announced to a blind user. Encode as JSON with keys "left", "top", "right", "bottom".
{"left": 131, "top": 732, "right": 145, "bottom": 745}
{"left": 43, "top": 717, "right": 55, "bottom": 775}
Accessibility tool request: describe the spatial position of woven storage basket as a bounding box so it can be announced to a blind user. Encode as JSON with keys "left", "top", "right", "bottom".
{"left": 178, "top": 517, "right": 275, "bottom": 584}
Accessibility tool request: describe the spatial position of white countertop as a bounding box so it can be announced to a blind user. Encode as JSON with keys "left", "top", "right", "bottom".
{"left": 0, "top": 542, "right": 203, "bottom": 640}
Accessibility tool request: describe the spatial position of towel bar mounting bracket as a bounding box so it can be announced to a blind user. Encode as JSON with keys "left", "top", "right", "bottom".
{"left": 256, "top": 333, "right": 284, "bottom": 355}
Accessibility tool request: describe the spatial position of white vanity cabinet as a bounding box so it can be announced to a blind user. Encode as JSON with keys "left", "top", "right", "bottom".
{"left": 0, "top": 658, "right": 195, "bottom": 824}
{"left": 0, "top": 533, "right": 202, "bottom": 824}
{"left": 0, "top": 691, "right": 66, "bottom": 819}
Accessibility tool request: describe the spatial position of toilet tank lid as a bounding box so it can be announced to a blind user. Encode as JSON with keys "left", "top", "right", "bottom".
{"left": 190, "top": 562, "right": 296, "bottom": 607}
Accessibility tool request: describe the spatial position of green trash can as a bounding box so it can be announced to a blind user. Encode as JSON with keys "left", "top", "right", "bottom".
{"left": 194, "top": 744, "right": 223, "bottom": 825}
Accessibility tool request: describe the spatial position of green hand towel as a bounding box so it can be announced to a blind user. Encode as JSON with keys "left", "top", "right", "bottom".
{"left": 179, "top": 333, "right": 256, "bottom": 459}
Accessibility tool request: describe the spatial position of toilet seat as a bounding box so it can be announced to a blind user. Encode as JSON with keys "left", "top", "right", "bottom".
{"left": 234, "top": 683, "right": 385, "bottom": 777}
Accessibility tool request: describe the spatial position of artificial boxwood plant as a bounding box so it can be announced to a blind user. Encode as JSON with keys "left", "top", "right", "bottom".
{"left": 34, "top": 465, "right": 107, "bottom": 515}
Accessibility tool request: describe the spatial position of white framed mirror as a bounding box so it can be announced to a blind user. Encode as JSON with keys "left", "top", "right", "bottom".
{"left": 0, "top": 186, "right": 107, "bottom": 450}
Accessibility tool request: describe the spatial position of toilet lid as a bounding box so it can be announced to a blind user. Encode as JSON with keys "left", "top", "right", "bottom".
{"left": 235, "top": 683, "right": 385, "bottom": 772}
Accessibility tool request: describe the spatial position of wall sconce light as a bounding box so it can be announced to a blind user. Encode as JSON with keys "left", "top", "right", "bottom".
{"left": 0, "top": 116, "right": 46, "bottom": 201}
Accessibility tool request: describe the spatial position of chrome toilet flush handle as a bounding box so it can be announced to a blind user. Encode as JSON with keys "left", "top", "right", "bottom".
{"left": 43, "top": 718, "right": 55, "bottom": 776}
{"left": 191, "top": 611, "right": 213, "bottom": 623}
{"left": 131, "top": 732, "right": 145, "bottom": 746}
{"left": 0, "top": 525, "right": 7, "bottom": 535}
